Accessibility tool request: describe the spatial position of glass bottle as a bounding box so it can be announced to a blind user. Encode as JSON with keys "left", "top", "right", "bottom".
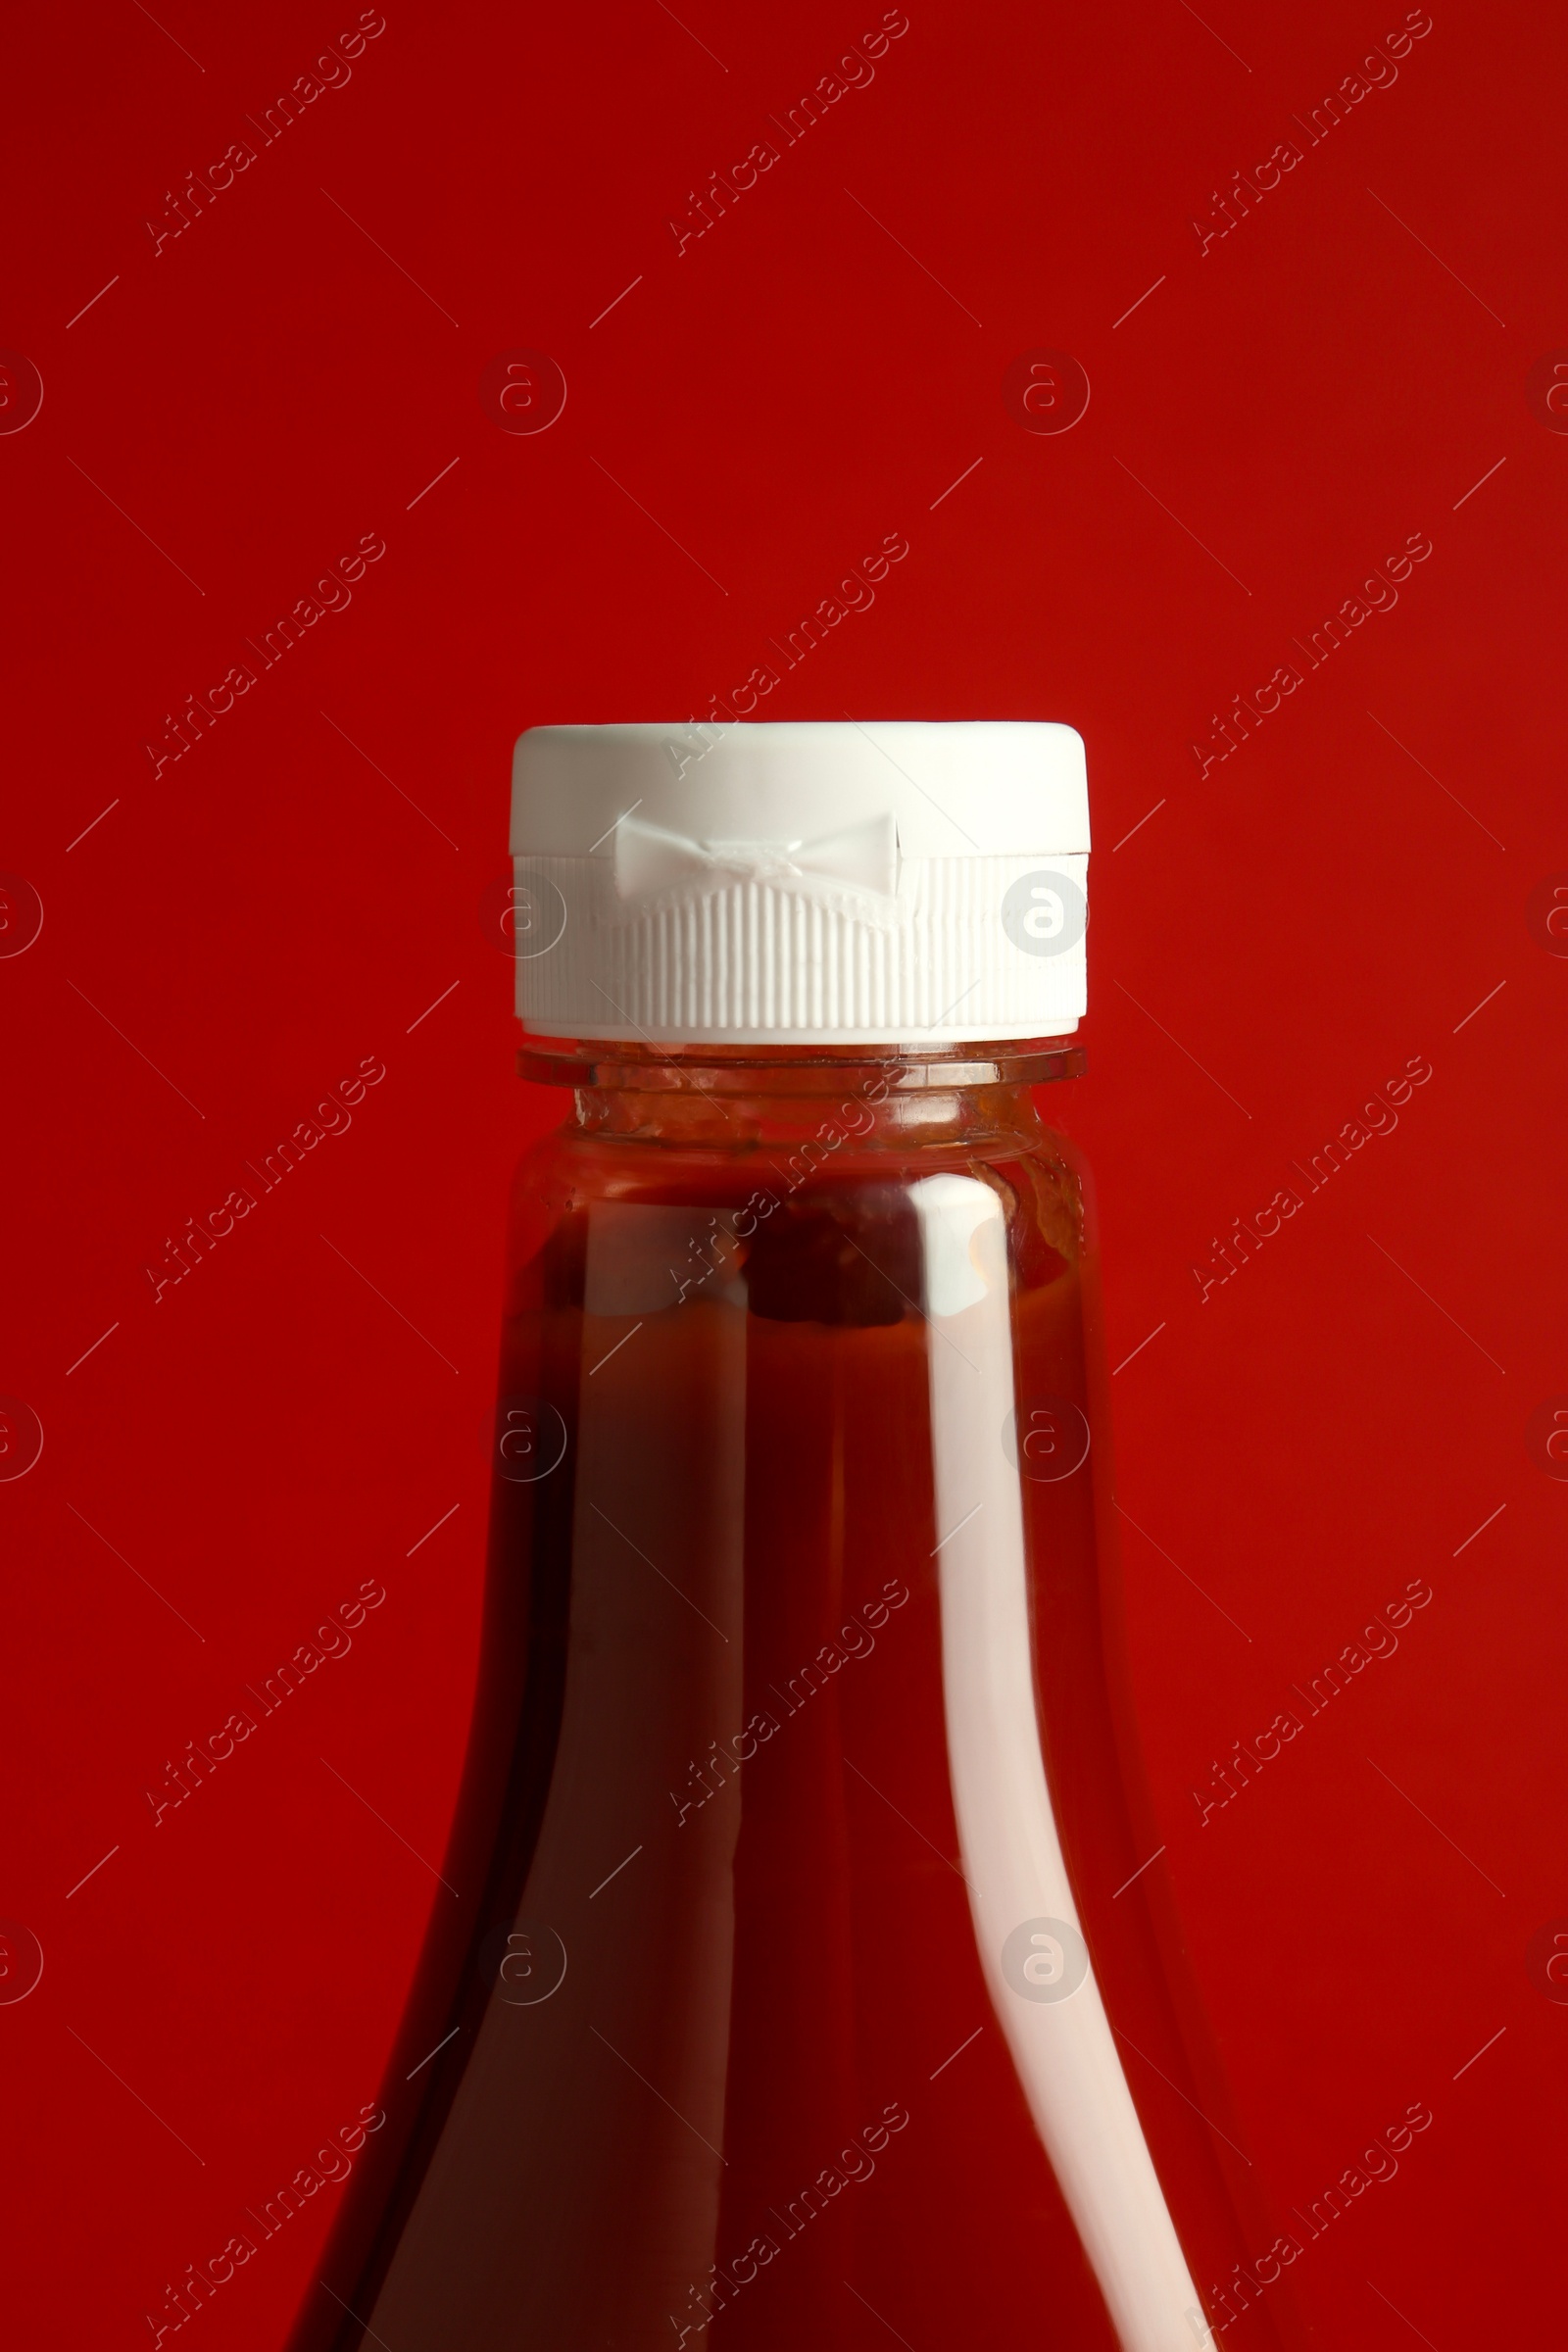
{"left": 292, "top": 724, "right": 1304, "bottom": 2352}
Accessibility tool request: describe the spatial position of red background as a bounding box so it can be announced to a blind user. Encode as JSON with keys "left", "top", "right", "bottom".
{"left": 3, "top": 0, "right": 1564, "bottom": 2341}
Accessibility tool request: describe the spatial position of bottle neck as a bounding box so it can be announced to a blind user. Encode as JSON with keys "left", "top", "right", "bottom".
{"left": 518, "top": 1036, "right": 1085, "bottom": 1152}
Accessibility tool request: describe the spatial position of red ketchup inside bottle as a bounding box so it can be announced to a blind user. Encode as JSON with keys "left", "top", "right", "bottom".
{"left": 298, "top": 1040, "right": 1299, "bottom": 2352}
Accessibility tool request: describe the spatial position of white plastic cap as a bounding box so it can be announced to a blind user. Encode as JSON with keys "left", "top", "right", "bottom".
{"left": 509, "top": 720, "right": 1090, "bottom": 1044}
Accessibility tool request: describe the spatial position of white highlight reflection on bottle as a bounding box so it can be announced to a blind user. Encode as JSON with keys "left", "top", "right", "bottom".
{"left": 913, "top": 1173, "right": 1207, "bottom": 2352}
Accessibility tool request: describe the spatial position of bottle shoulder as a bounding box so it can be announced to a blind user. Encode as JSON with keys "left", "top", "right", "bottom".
{"left": 503, "top": 1116, "right": 1092, "bottom": 1326}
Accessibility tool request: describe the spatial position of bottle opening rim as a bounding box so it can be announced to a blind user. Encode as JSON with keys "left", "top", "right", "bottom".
{"left": 516, "top": 1035, "right": 1087, "bottom": 1091}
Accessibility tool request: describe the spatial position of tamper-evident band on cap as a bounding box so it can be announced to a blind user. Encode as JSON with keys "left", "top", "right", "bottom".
{"left": 509, "top": 720, "right": 1091, "bottom": 1044}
